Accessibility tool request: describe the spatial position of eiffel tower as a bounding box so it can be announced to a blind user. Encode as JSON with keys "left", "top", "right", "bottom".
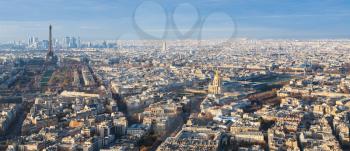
{"left": 46, "top": 25, "right": 55, "bottom": 63}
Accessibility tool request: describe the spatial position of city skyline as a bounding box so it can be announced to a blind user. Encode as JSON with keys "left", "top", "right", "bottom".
{"left": 2, "top": 1, "right": 350, "bottom": 151}
{"left": 0, "top": 0, "right": 350, "bottom": 42}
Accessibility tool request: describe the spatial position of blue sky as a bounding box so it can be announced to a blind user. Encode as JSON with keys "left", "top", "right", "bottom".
{"left": 0, "top": 0, "right": 349, "bottom": 41}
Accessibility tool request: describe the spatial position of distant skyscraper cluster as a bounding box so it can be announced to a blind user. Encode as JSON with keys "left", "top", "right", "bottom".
{"left": 28, "top": 36, "right": 66, "bottom": 50}
{"left": 22, "top": 36, "right": 119, "bottom": 50}
{"left": 28, "top": 36, "right": 38, "bottom": 47}
{"left": 28, "top": 36, "right": 47, "bottom": 49}
{"left": 63, "top": 36, "right": 80, "bottom": 48}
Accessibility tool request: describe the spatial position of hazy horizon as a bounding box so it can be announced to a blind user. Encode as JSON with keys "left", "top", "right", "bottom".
{"left": 1, "top": 0, "right": 350, "bottom": 42}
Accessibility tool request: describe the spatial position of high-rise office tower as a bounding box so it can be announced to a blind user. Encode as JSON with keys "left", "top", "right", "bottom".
{"left": 162, "top": 41, "right": 167, "bottom": 52}
{"left": 64, "top": 36, "right": 70, "bottom": 48}
{"left": 77, "top": 37, "right": 81, "bottom": 48}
